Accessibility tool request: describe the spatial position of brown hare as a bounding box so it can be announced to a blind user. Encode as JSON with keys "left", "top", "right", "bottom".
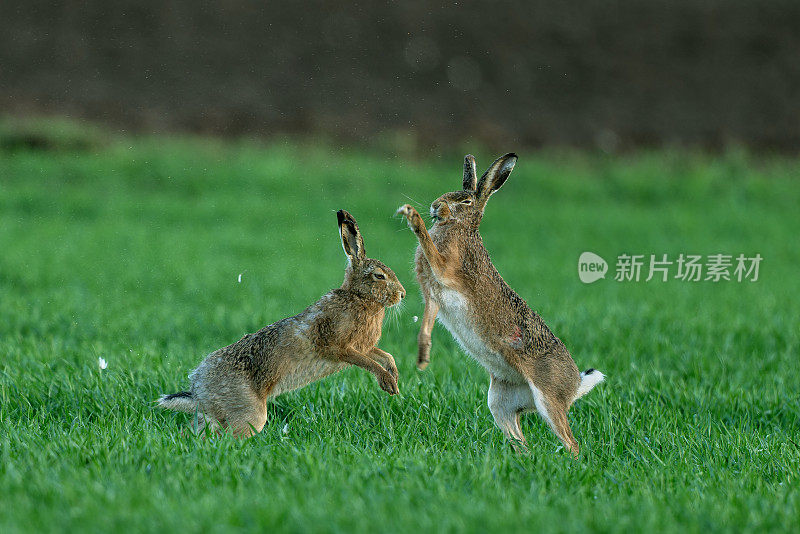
{"left": 158, "top": 210, "right": 405, "bottom": 437}
{"left": 397, "top": 154, "right": 604, "bottom": 457}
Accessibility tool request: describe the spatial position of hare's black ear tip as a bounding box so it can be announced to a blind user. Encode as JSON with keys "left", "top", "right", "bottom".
{"left": 337, "top": 209, "right": 358, "bottom": 227}
{"left": 507, "top": 152, "right": 518, "bottom": 160}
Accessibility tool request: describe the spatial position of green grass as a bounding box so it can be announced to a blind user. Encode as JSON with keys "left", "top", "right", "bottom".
{"left": 1, "top": 135, "right": 798, "bottom": 532}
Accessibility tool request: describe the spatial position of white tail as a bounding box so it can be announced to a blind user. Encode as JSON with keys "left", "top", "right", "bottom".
{"left": 573, "top": 368, "right": 605, "bottom": 402}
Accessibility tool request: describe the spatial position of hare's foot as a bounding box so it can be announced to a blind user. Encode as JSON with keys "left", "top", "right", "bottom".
{"left": 488, "top": 376, "right": 532, "bottom": 451}
{"left": 189, "top": 412, "right": 222, "bottom": 438}
{"left": 417, "top": 342, "right": 431, "bottom": 370}
{"left": 396, "top": 204, "right": 449, "bottom": 279}
{"left": 385, "top": 359, "right": 399, "bottom": 382}
{"left": 341, "top": 348, "right": 400, "bottom": 396}
{"left": 377, "top": 368, "right": 400, "bottom": 396}
{"left": 417, "top": 295, "right": 439, "bottom": 371}
{"left": 228, "top": 405, "right": 268, "bottom": 439}
{"left": 527, "top": 380, "right": 580, "bottom": 459}
{"left": 396, "top": 204, "right": 424, "bottom": 232}
{"left": 369, "top": 347, "right": 399, "bottom": 382}
{"left": 396, "top": 203, "right": 417, "bottom": 218}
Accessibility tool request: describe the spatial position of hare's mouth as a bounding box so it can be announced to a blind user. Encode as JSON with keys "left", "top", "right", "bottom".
{"left": 389, "top": 291, "right": 405, "bottom": 307}
{"left": 430, "top": 205, "right": 449, "bottom": 222}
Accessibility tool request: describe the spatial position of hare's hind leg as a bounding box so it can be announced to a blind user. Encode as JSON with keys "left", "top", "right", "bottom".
{"left": 417, "top": 295, "right": 439, "bottom": 370}
{"left": 548, "top": 404, "right": 579, "bottom": 458}
{"left": 226, "top": 389, "right": 268, "bottom": 439}
{"left": 188, "top": 412, "right": 220, "bottom": 437}
{"left": 527, "top": 381, "right": 580, "bottom": 457}
{"left": 488, "top": 375, "right": 534, "bottom": 452}
{"left": 229, "top": 404, "right": 268, "bottom": 438}
{"left": 203, "top": 380, "right": 268, "bottom": 439}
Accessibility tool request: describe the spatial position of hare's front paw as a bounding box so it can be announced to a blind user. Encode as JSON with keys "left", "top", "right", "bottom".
{"left": 396, "top": 204, "right": 416, "bottom": 218}
{"left": 396, "top": 204, "right": 421, "bottom": 228}
{"left": 378, "top": 369, "right": 400, "bottom": 396}
{"left": 383, "top": 353, "right": 399, "bottom": 381}
{"left": 387, "top": 362, "right": 399, "bottom": 382}
{"left": 416, "top": 357, "right": 430, "bottom": 371}
{"left": 417, "top": 340, "right": 432, "bottom": 371}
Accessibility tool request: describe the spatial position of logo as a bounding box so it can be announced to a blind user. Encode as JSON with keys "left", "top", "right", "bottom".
{"left": 577, "top": 252, "right": 762, "bottom": 283}
{"left": 578, "top": 252, "right": 608, "bottom": 284}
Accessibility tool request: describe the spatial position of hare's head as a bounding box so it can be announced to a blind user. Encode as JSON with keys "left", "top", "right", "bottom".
{"left": 429, "top": 153, "right": 517, "bottom": 228}
{"left": 337, "top": 210, "right": 405, "bottom": 307}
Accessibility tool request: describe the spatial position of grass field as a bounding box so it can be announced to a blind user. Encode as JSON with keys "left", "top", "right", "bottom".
{"left": 1, "top": 132, "right": 799, "bottom": 532}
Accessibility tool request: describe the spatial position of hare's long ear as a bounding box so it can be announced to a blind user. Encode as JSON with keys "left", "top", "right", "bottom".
{"left": 337, "top": 209, "right": 366, "bottom": 263}
{"left": 463, "top": 154, "right": 478, "bottom": 192}
{"left": 476, "top": 153, "right": 517, "bottom": 205}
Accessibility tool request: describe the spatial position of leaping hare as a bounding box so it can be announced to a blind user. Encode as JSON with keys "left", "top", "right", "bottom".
{"left": 159, "top": 210, "right": 405, "bottom": 437}
{"left": 397, "top": 154, "right": 604, "bottom": 456}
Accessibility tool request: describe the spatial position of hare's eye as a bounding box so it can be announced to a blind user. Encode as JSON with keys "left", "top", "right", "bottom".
{"left": 373, "top": 273, "right": 386, "bottom": 280}
{"left": 461, "top": 199, "right": 472, "bottom": 205}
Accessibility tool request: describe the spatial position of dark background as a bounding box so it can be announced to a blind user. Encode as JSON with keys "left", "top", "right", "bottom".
{"left": 2, "top": 0, "right": 799, "bottom": 151}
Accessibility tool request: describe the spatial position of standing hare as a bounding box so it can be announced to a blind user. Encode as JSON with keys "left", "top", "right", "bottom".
{"left": 159, "top": 210, "right": 405, "bottom": 437}
{"left": 397, "top": 154, "right": 604, "bottom": 456}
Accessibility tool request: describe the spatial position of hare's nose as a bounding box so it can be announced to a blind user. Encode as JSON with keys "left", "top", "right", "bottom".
{"left": 400, "top": 289, "right": 406, "bottom": 299}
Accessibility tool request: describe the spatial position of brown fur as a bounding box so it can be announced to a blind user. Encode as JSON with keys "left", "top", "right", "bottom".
{"left": 397, "top": 153, "right": 604, "bottom": 457}
{"left": 158, "top": 210, "right": 405, "bottom": 438}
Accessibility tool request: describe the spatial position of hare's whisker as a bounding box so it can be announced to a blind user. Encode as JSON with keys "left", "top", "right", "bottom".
{"left": 400, "top": 193, "right": 426, "bottom": 210}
